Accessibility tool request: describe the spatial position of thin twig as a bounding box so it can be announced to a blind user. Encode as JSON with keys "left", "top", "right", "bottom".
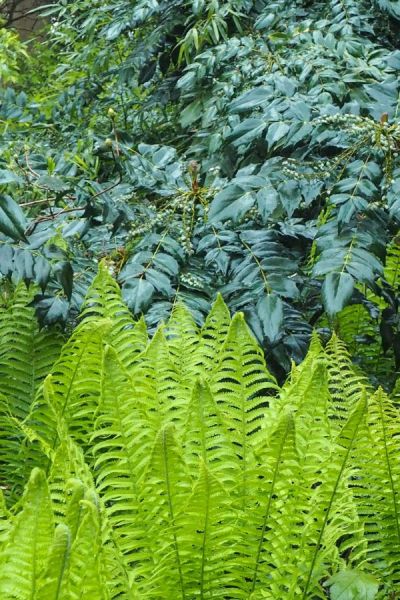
{"left": 89, "top": 172, "right": 122, "bottom": 199}
{"left": 24, "top": 149, "right": 39, "bottom": 178}
{"left": 20, "top": 198, "right": 51, "bottom": 207}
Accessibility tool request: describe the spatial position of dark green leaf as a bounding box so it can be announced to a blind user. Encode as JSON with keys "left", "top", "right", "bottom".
{"left": 209, "top": 186, "right": 255, "bottom": 223}
{"left": 257, "top": 293, "right": 283, "bottom": 343}
{"left": 55, "top": 261, "right": 73, "bottom": 300}
{"left": 34, "top": 295, "right": 70, "bottom": 326}
{"left": 122, "top": 278, "right": 155, "bottom": 314}
{"left": 322, "top": 272, "right": 354, "bottom": 315}
{"left": 0, "top": 170, "right": 23, "bottom": 185}
{"left": 0, "top": 194, "right": 27, "bottom": 241}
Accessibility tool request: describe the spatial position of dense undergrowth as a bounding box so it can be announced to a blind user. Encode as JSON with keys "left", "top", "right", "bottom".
{"left": 0, "top": 264, "right": 398, "bottom": 598}
{"left": 1, "top": 3, "right": 400, "bottom": 598}
{"left": 0, "top": 0, "right": 400, "bottom": 383}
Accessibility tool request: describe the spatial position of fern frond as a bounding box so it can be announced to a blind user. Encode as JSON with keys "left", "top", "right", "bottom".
{"left": 64, "top": 500, "right": 110, "bottom": 600}
{"left": 178, "top": 459, "right": 237, "bottom": 598}
{"left": 197, "top": 293, "right": 232, "bottom": 373}
{"left": 0, "top": 283, "right": 63, "bottom": 422}
{"left": 0, "top": 468, "right": 54, "bottom": 599}
{"left": 384, "top": 239, "right": 400, "bottom": 290}
{"left": 35, "top": 522, "right": 71, "bottom": 600}
{"left": 0, "top": 490, "right": 10, "bottom": 547}
{"left": 135, "top": 327, "right": 183, "bottom": 430}
{"left": 352, "top": 388, "right": 400, "bottom": 591}
{"left": 325, "top": 334, "right": 368, "bottom": 424}
{"left": 28, "top": 320, "right": 110, "bottom": 450}
{"left": 300, "top": 396, "right": 367, "bottom": 599}
{"left": 210, "top": 313, "right": 278, "bottom": 508}
{"left": 48, "top": 434, "right": 94, "bottom": 525}
{"left": 282, "top": 361, "right": 333, "bottom": 474}
{"left": 0, "top": 392, "right": 28, "bottom": 502}
{"left": 165, "top": 302, "right": 199, "bottom": 368}
{"left": 80, "top": 260, "right": 148, "bottom": 368}
{"left": 243, "top": 412, "right": 298, "bottom": 596}
{"left": 278, "top": 331, "right": 326, "bottom": 415}
{"left": 141, "top": 423, "right": 192, "bottom": 598}
{"left": 182, "top": 380, "right": 237, "bottom": 488}
{"left": 91, "top": 346, "right": 155, "bottom": 583}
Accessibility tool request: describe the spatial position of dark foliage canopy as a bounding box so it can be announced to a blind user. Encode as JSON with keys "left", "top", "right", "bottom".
{"left": 0, "top": 0, "right": 400, "bottom": 382}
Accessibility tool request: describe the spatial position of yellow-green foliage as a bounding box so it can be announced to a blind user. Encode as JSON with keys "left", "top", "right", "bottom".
{"left": 0, "top": 262, "right": 399, "bottom": 598}
{"left": 0, "top": 27, "right": 28, "bottom": 85}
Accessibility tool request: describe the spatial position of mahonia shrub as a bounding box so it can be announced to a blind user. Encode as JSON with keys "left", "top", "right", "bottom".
{"left": 1, "top": 0, "right": 400, "bottom": 385}
{"left": 0, "top": 263, "right": 399, "bottom": 598}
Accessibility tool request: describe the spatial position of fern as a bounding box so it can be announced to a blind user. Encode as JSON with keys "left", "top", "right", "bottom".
{"left": 0, "top": 283, "right": 64, "bottom": 420}
{"left": 0, "top": 468, "right": 54, "bottom": 598}
{"left": 1, "top": 264, "right": 400, "bottom": 598}
{"left": 0, "top": 489, "right": 10, "bottom": 547}
{"left": 384, "top": 240, "right": 400, "bottom": 291}
{"left": 182, "top": 380, "right": 236, "bottom": 487}
{"left": 178, "top": 459, "right": 237, "bottom": 598}
{"left": 80, "top": 259, "right": 148, "bottom": 369}
{"left": 0, "top": 284, "right": 64, "bottom": 501}
{"left": 197, "top": 292, "right": 232, "bottom": 372}
{"left": 28, "top": 319, "right": 110, "bottom": 451}
{"left": 325, "top": 334, "right": 369, "bottom": 424}
{"left": 300, "top": 396, "right": 367, "bottom": 599}
{"left": 90, "top": 345, "right": 157, "bottom": 591}
{"left": 210, "top": 313, "right": 278, "bottom": 509}
{"left": 352, "top": 388, "right": 400, "bottom": 593}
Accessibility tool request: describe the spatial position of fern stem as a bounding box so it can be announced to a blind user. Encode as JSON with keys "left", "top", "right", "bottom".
{"left": 200, "top": 471, "right": 210, "bottom": 600}
{"left": 302, "top": 401, "right": 365, "bottom": 598}
{"left": 377, "top": 393, "right": 400, "bottom": 547}
{"left": 162, "top": 428, "right": 186, "bottom": 599}
{"left": 250, "top": 416, "right": 290, "bottom": 594}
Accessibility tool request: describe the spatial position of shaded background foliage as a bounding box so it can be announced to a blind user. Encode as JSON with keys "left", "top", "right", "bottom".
{"left": 0, "top": 0, "right": 400, "bottom": 384}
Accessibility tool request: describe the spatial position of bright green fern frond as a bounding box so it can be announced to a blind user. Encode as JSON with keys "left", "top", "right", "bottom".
{"left": 136, "top": 327, "right": 184, "bottom": 429}
{"left": 35, "top": 522, "right": 71, "bottom": 600}
{"left": 210, "top": 313, "right": 278, "bottom": 507}
{"left": 80, "top": 260, "right": 148, "bottom": 368}
{"left": 0, "top": 283, "right": 64, "bottom": 421}
{"left": 141, "top": 423, "right": 191, "bottom": 598}
{"left": 64, "top": 500, "right": 110, "bottom": 600}
{"left": 48, "top": 438, "right": 94, "bottom": 526}
{"left": 29, "top": 320, "right": 110, "bottom": 450}
{"left": 178, "top": 459, "right": 237, "bottom": 598}
{"left": 91, "top": 346, "right": 155, "bottom": 579}
{"left": 300, "top": 396, "right": 367, "bottom": 599}
{"left": 182, "top": 380, "right": 237, "bottom": 488}
{"left": 353, "top": 388, "right": 400, "bottom": 591}
{"left": 257, "top": 398, "right": 366, "bottom": 599}
{"left": 242, "top": 412, "right": 299, "bottom": 597}
{"left": 0, "top": 377, "right": 57, "bottom": 505}
{"left": 384, "top": 239, "right": 400, "bottom": 291}
{"left": 280, "top": 362, "right": 333, "bottom": 476}
{"left": 278, "top": 331, "right": 326, "bottom": 416}
{"left": 325, "top": 334, "right": 368, "bottom": 424}
{"left": 197, "top": 293, "right": 232, "bottom": 373}
{"left": 0, "top": 468, "right": 54, "bottom": 599}
{"left": 0, "top": 391, "right": 28, "bottom": 502}
{"left": 165, "top": 302, "right": 200, "bottom": 380}
{"left": 0, "top": 490, "right": 10, "bottom": 548}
